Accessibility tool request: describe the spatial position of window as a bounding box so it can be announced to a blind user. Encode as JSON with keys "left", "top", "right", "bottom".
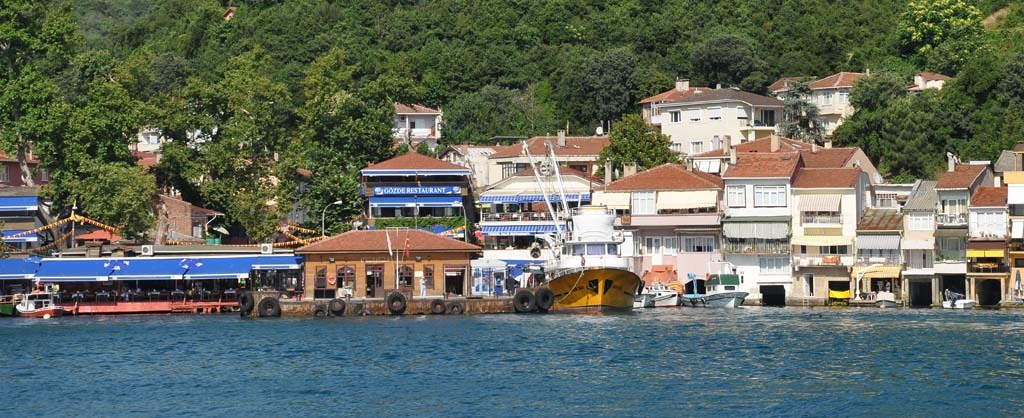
{"left": 727, "top": 186, "right": 746, "bottom": 207}
{"left": 423, "top": 265, "right": 434, "bottom": 288}
{"left": 736, "top": 106, "right": 748, "bottom": 119}
{"left": 671, "top": 143, "right": 683, "bottom": 153}
{"left": 644, "top": 236, "right": 678, "bottom": 255}
{"left": 40, "top": 168, "right": 49, "bottom": 182}
{"left": 839, "top": 91, "right": 849, "bottom": 104}
{"left": 688, "top": 109, "right": 701, "bottom": 122}
{"left": 973, "top": 211, "right": 1005, "bottom": 236}
{"left": 690, "top": 141, "right": 704, "bottom": 155}
{"left": 909, "top": 213, "right": 933, "bottom": 231}
{"left": 759, "top": 256, "right": 788, "bottom": 274}
{"left": 760, "top": 109, "right": 777, "bottom": 126}
{"left": 632, "top": 191, "right": 656, "bottom": 215}
{"left": 876, "top": 193, "right": 897, "bottom": 208}
{"left": 314, "top": 266, "right": 327, "bottom": 288}
{"left": 939, "top": 237, "right": 964, "bottom": 252}
{"left": 337, "top": 266, "right": 355, "bottom": 290}
{"left": 754, "top": 185, "right": 786, "bottom": 207}
{"left": 683, "top": 236, "right": 715, "bottom": 253}
{"left": 819, "top": 245, "right": 849, "bottom": 255}
{"left": 669, "top": 111, "right": 681, "bottom": 123}
{"left": 708, "top": 107, "right": 722, "bottom": 120}
{"left": 0, "top": 165, "right": 8, "bottom": 183}
{"left": 711, "top": 136, "right": 722, "bottom": 150}
{"left": 941, "top": 198, "right": 967, "bottom": 215}
{"left": 399, "top": 265, "right": 414, "bottom": 287}
{"left": 821, "top": 92, "right": 833, "bottom": 105}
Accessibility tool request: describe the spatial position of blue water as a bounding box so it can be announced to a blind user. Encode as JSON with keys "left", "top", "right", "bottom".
{"left": 3, "top": 307, "right": 1024, "bottom": 417}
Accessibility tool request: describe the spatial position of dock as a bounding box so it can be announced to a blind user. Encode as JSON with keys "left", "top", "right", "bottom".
{"left": 243, "top": 291, "right": 518, "bottom": 318}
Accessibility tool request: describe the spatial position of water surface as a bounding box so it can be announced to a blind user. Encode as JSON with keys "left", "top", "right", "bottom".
{"left": 3, "top": 307, "right": 1023, "bottom": 417}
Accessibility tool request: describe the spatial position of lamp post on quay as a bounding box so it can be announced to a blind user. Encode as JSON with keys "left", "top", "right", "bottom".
{"left": 321, "top": 200, "right": 345, "bottom": 236}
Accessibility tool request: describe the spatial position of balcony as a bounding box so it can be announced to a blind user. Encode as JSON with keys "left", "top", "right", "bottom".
{"left": 648, "top": 115, "right": 662, "bottom": 125}
{"left": 794, "top": 254, "right": 854, "bottom": 268}
{"left": 802, "top": 214, "right": 842, "bottom": 225}
{"left": 936, "top": 250, "right": 966, "bottom": 263}
{"left": 855, "top": 255, "right": 902, "bottom": 265}
{"left": 937, "top": 213, "right": 967, "bottom": 226}
{"left": 481, "top": 212, "right": 556, "bottom": 222}
{"left": 393, "top": 127, "right": 438, "bottom": 139}
{"left": 967, "top": 262, "right": 1009, "bottom": 274}
{"left": 624, "top": 213, "right": 720, "bottom": 227}
{"left": 722, "top": 239, "right": 789, "bottom": 254}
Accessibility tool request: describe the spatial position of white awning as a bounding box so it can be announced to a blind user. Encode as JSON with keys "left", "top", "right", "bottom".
{"left": 1009, "top": 185, "right": 1024, "bottom": 205}
{"left": 856, "top": 235, "right": 901, "bottom": 250}
{"left": 693, "top": 159, "right": 721, "bottom": 174}
{"left": 723, "top": 222, "right": 789, "bottom": 239}
{"left": 791, "top": 235, "right": 853, "bottom": 246}
{"left": 656, "top": 190, "right": 717, "bottom": 210}
{"left": 1013, "top": 220, "right": 1024, "bottom": 239}
{"left": 592, "top": 191, "right": 630, "bottom": 210}
{"left": 798, "top": 194, "right": 841, "bottom": 212}
{"left": 901, "top": 238, "right": 935, "bottom": 250}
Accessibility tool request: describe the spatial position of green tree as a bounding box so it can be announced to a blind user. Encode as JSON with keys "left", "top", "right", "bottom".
{"left": 598, "top": 114, "right": 677, "bottom": 178}
{"left": 690, "top": 34, "right": 764, "bottom": 89}
{"left": 779, "top": 81, "right": 824, "bottom": 143}
{"left": 554, "top": 47, "right": 639, "bottom": 130}
{"left": 898, "top": 0, "right": 983, "bottom": 72}
{"left": 65, "top": 162, "right": 157, "bottom": 239}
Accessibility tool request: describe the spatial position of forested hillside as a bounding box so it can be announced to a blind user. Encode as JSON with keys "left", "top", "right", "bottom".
{"left": 2, "top": 0, "right": 1020, "bottom": 240}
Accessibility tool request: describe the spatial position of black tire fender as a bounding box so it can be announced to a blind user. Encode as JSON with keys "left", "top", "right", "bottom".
{"left": 239, "top": 292, "right": 255, "bottom": 314}
{"left": 513, "top": 289, "right": 536, "bottom": 313}
{"left": 430, "top": 299, "right": 446, "bottom": 315}
{"left": 328, "top": 298, "right": 346, "bottom": 316}
{"left": 312, "top": 304, "right": 328, "bottom": 317}
{"left": 257, "top": 297, "right": 281, "bottom": 318}
{"left": 534, "top": 287, "right": 554, "bottom": 312}
{"left": 386, "top": 291, "right": 407, "bottom": 314}
{"left": 448, "top": 302, "right": 464, "bottom": 315}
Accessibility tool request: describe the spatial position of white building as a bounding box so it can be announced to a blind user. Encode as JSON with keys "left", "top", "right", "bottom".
{"left": 654, "top": 88, "right": 783, "bottom": 156}
{"left": 393, "top": 103, "right": 442, "bottom": 148}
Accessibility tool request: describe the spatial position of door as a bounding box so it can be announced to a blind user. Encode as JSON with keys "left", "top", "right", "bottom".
{"left": 366, "top": 264, "right": 384, "bottom": 298}
{"left": 444, "top": 266, "right": 466, "bottom": 296}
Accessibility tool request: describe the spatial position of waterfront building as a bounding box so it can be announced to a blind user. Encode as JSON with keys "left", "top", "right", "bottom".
{"left": 1007, "top": 158, "right": 1024, "bottom": 302}
{"left": 966, "top": 186, "right": 1009, "bottom": 305}
{"left": 296, "top": 229, "right": 481, "bottom": 299}
{"left": 392, "top": 103, "right": 442, "bottom": 150}
{"left": 592, "top": 163, "right": 724, "bottom": 281}
{"left": 902, "top": 181, "right": 939, "bottom": 306}
{"left": 788, "top": 167, "right": 870, "bottom": 304}
{"left": 486, "top": 132, "right": 608, "bottom": 182}
{"left": 852, "top": 208, "right": 904, "bottom": 303}
{"left": 721, "top": 151, "right": 802, "bottom": 305}
{"left": 0, "top": 187, "right": 43, "bottom": 252}
{"left": 654, "top": 87, "right": 783, "bottom": 155}
{"left": 934, "top": 160, "right": 994, "bottom": 304}
{"left": 476, "top": 165, "right": 599, "bottom": 274}
{"left": 439, "top": 144, "right": 512, "bottom": 190}
{"left": 361, "top": 152, "right": 473, "bottom": 235}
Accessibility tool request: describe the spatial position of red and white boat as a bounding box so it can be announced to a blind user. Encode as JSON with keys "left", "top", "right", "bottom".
{"left": 15, "top": 291, "right": 66, "bottom": 318}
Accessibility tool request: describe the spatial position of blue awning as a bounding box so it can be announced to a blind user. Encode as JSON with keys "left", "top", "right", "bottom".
{"left": 478, "top": 194, "right": 590, "bottom": 204}
{"left": 481, "top": 224, "right": 562, "bottom": 236}
{"left": 251, "top": 255, "right": 302, "bottom": 270}
{"left": 31, "top": 255, "right": 304, "bottom": 282}
{"left": 33, "top": 259, "right": 119, "bottom": 282}
{"left": 0, "top": 196, "right": 38, "bottom": 211}
{"left": 111, "top": 258, "right": 188, "bottom": 281}
{"left": 370, "top": 196, "right": 462, "bottom": 208}
{"left": 2, "top": 229, "right": 38, "bottom": 243}
{"left": 0, "top": 258, "right": 40, "bottom": 279}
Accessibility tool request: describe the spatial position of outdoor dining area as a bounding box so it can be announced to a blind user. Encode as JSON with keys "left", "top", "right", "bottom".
{"left": 55, "top": 281, "right": 241, "bottom": 304}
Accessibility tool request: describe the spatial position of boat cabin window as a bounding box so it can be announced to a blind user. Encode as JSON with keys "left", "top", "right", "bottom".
{"left": 572, "top": 245, "right": 586, "bottom": 256}
{"left": 586, "top": 244, "right": 606, "bottom": 255}
{"left": 607, "top": 244, "right": 618, "bottom": 255}
{"left": 724, "top": 286, "right": 736, "bottom": 291}
{"left": 28, "top": 294, "right": 47, "bottom": 301}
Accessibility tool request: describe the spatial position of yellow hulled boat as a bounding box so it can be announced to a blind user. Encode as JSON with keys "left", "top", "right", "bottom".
{"left": 547, "top": 267, "right": 642, "bottom": 312}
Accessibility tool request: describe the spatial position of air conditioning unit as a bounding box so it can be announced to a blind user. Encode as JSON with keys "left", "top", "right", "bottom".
{"left": 140, "top": 245, "right": 154, "bottom": 256}
{"left": 260, "top": 243, "right": 274, "bottom": 254}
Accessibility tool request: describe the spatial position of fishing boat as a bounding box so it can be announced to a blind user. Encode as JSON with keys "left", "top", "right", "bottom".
{"left": 15, "top": 288, "right": 66, "bottom": 318}
{"left": 633, "top": 293, "right": 655, "bottom": 309}
{"left": 544, "top": 206, "right": 643, "bottom": 312}
{"left": 942, "top": 289, "right": 975, "bottom": 309}
{"left": 638, "top": 281, "right": 680, "bottom": 308}
{"left": 874, "top": 291, "right": 898, "bottom": 308}
{"left": 680, "top": 274, "right": 748, "bottom": 308}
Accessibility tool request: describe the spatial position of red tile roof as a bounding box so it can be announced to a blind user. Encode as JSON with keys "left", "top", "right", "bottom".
{"left": 0, "top": 151, "right": 40, "bottom": 163}
{"left": 489, "top": 136, "right": 609, "bottom": 159}
{"left": 722, "top": 152, "right": 802, "bottom": 179}
{"left": 857, "top": 208, "right": 903, "bottom": 231}
{"left": 604, "top": 163, "right": 722, "bottom": 191}
{"left": 394, "top": 102, "right": 441, "bottom": 114}
{"left": 936, "top": 164, "right": 987, "bottom": 189}
{"left": 690, "top": 136, "right": 811, "bottom": 158}
{"left": 970, "top": 186, "right": 1007, "bottom": 207}
{"left": 639, "top": 87, "right": 712, "bottom": 104}
{"left": 800, "top": 148, "right": 858, "bottom": 168}
{"left": 297, "top": 229, "right": 481, "bottom": 254}
{"left": 666, "top": 88, "right": 783, "bottom": 107}
{"left": 363, "top": 152, "right": 469, "bottom": 172}
{"left": 919, "top": 72, "right": 951, "bottom": 81}
{"left": 808, "top": 72, "right": 866, "bottom": 90}
{"left": 75, "top": 230, "right": 123, "bottom": 243}
{"left": 768, "top": 76, "right": 813, "bottom": 93}
{"left": 792, "top": 167, "right": 861, "bottom": 188}
{"left": 512, "top": 165, "right": 603, "bottom": 185}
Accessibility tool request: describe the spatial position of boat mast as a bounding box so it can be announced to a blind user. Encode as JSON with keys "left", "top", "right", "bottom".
{"left": 544, "top": 141, "right": 572, "bottom": 221}
{"left": 522, "top": 141, "right": 564, "bottom": 257}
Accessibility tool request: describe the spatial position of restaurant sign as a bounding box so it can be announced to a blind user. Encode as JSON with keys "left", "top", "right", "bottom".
{"left": 372, "top": 185, "right": 461, "bottom": 196}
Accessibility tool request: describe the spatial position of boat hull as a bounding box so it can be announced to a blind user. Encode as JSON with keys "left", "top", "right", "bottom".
{"left": 942, "top": 299, "right": 976, "bottom": 309}
{"left": 15, "top": 307, "right": 64, "bottom": 318}
{"left": 633, "top": 294, "right": 655, "bottom": 309}
{"left": 680, "top": 291, "right": 749, "bottom": 308}
{"left": 875, "top": 300, "right": 898, "bottom": 309}
{"left": 651, "top": 293, "right": 679, "bottom": 307}
{"left": 548, "top": 267, "right": 641, "bottom": 312}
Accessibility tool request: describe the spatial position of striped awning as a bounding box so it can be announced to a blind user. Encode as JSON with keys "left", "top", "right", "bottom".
{"left": 722, "top": 222, "right": 788, "bottom": 239}
{"left": 851, "top": 265, "right": 902, "bottom": 279}
{"left": 798, "top": 194, "right": 841, "bottom": 212}
{"left": 478, "top": 194, "right": 590, "bottom": 204}
{"left": 856, "top": 235, "right": 901, "bottom": 250}
{"left": 656, "top": 190, "right": 717, "bottom": 210}
{"left": 481, "top": 224, "right": 562, "bottom": 237}
{"left": 966, "top": 241, "right": 1006, "bottom": 258}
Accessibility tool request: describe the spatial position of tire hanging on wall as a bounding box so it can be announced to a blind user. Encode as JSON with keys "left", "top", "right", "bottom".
{"left": 534, "top": 287, "right": 554, "bottom": 312}
{"left": 328, "top": 298, "right": 346, "bottom": 316}
{"left": 239, "top": 292, "right": 255, "bottom": 315}
{"left": 386, "top": 291, "right": 407, "bottom": 314}
{"left": 448, "top": 302, "right": 464, "bottom": 315}
{"left": 257, "top": 297, "right": 281, "bottom": 317}
{"left": 312, "top": 304, "right": 328, "bottom": 317}
{"left": 513, "top": 289, "right": 536, "bottom": 313}
{"left": 430, "top": 299, "right": 446, "bottom": 315}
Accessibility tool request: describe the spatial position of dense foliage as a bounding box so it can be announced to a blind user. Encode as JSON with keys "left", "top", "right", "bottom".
{"left": 3, "top": 0, "right": 1020, "bottom": 244}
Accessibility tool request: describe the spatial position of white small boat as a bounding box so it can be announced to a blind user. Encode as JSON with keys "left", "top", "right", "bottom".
{"left": 639, "top": 282, "right": 679, "bottom": 308}
{"left": 633, "top": 294, "right": 655, "bottom": 308}
{"left": 680, "top": 274, "right": 748, "bottom": 308}
{"left": 942, "top": 290, "right": 975, "bottom": 309}
{"left": 874, "top": 291, "right": 898, "bottom": 308}
{"left": 15, "top": 289, "right": 65, "bottom": 318}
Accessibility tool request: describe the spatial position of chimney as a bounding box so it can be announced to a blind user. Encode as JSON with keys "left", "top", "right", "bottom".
{"left": 557, "top": 130, "right": 566, "bottom": 148}
{"left": 947, "top": 152, "right": 957, "bottom": 172}
{"left": 685, "top": 158, "right": 693, "bottom": 171}
{"left": 824, "top": 140, "right": 833, "bottom": 149}
{"left": 723, "top": 135, "right": 732, "bottom": 151}
{"left": 729, "top": 146, "right": 737, "bottom": 165}
{"left": 623, "top": 162, "right": 637, "bottom": 178}
{"left": 716, "top": 83, "right": 722, "bottom": 90}
{"left": 604, "top": 159, "right": 613, "bottom": 183}
{"left": 675, "top": 79, "right": 690, "bottom": 92}
{"left": 811, "top": 143, "right": 818, "bottom": 153}
{"left": 770, "top": 134, "right": 780, "bottom": 152}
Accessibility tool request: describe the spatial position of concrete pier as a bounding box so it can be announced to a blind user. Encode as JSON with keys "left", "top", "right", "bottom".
{"left": 245, "top": 291, "right": 517, "bottom": 317}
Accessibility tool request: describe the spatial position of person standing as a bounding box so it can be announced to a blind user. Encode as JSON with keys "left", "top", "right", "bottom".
{"left": 419, "top": 273, "right": 427, "bottom": 298}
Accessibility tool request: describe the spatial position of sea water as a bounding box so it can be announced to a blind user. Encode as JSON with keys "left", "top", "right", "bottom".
{"left": 2, "top": 307, "right": 1024, "bottom": 417}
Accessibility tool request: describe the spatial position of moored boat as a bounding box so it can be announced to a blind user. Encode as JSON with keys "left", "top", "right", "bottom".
{"left": 680, "top": 274, "right": 748, "bottom": 308}
{"left": 874, "top": 291, "right": 898, "bottom": 308}
{"left": 942, "top": 289, "right": 975, "bottom": 309}
{"left": 639, "top": 282, "right": 680, "bottom": 308}
{"left": 15, "top": 288, "right": 65, "bottom": 318}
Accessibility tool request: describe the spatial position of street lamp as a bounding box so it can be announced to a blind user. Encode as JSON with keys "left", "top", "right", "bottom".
{"left": 321, "top": 200, "right": 344, "bottom": 236}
